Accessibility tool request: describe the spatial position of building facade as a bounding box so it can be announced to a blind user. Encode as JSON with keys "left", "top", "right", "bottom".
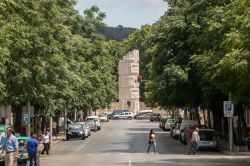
{"left": 118, "top": 50, "right": 140, "bottom": 113}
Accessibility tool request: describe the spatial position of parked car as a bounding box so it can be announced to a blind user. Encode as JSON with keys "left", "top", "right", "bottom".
{"left": 159, "top": 117, "right": 168, "bottom": 129}
{"left": 75, "top": 122, "right": 91, "bottom": 137}
{"left": 86, "top": 116, "right": 101, "bottom": 130}
{"left": 113, "top": 112, "right": 134, "bottom": 120}
{"left": 17, "top": 136, "right": 29, "bottom": 164}
{"left": 170, "top": 122, "right": 181, "bottom": 139}
{"left": 98, "top": 114, "right": 109, "bottom": 122}
{"left": 66, "top": 124, "right": 87, "bottom": 140}
{"left": 164, "top": 118, "right": 176, "bottom": 131}
{"left": 135, "top": 112, "right": 153, "bottom": 120}
{"left": 85, "top": 120, "right": 98, "bottom": 132}
{"left": 150, "top": 113, "right": 161, "bottom": 121}
{"left": 134, "top": 111, "right": 152, "bottom": 119}
{"left": 58, "top": 118, "right": 73, "bottom": 132}
{"left": 198, "top": 129, "right": 217, "bottom": 150}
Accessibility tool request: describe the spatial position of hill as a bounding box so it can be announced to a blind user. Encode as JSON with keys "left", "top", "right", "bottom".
{"left": 98, "top": 25, "right": 136, "bottom": 42}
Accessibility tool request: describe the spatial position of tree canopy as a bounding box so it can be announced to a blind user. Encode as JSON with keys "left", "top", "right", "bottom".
{"left": 0, "top": 0, "right": 123, "bottom": 115}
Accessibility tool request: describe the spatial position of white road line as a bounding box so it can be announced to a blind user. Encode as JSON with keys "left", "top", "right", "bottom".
{"left": 128, "top": 154, "right": 132, "bottom": 166}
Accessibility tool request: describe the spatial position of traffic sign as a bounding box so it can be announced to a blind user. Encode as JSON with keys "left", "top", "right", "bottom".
{"left": 23, "top": 113, "right": 30, "bottom": 125}
{"left": 224, "top": 101, "right": 234, "bottom": 117}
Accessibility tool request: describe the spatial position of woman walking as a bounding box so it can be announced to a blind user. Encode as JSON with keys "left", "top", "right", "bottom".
{"left": 147, "top": 129, "right": 157, "bottom": 154}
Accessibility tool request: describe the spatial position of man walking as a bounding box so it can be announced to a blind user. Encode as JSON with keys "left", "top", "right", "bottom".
{"left": 2, "top": 128, "right": 19, "bottom": 166}
{"left": 191, "top": 127, "right": 200, "bottom": 155}
{"left": 41, "top": 130, "right": 50, "bottom": 155}
{"left": 27, "top": 135, "right": 38, "bottom": 166}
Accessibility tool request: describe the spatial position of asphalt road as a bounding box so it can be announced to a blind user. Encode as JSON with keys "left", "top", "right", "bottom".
{"left": 41, "top": 120, "right": 250, "bottom": 166}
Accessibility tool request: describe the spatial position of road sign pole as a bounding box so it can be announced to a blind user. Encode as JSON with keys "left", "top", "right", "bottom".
{"left": 229, "top": 117, "right": 233, "bottom": 152}
{"left": 228, "top": 93, "right": 233, "bottom": 152}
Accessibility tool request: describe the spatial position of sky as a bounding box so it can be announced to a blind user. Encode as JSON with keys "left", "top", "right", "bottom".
{"left": 75, "top": 0, "right": 168, "bottom": 28}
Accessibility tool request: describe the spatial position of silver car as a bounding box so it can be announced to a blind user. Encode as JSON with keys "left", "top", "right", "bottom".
{"left": 164, "top": 119, "right": 176, "bottom": 130}
{"left": 198, "top": 129, "right": 217, "bottom": 150}
{"left": 75, "top": 122, "right": 91, "bottom": 137}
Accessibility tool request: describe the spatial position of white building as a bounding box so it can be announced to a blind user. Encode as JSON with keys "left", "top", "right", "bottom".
{"left": 118, "top": 50, "right": 140, "bottom": 113}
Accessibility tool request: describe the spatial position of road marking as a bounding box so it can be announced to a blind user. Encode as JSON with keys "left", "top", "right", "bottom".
{"left": 128, "top": 154, "right": 132, "bottom": 166}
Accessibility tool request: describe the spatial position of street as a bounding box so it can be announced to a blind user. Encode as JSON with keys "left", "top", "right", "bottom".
{"left": 41, "top": 120, "right": 250, "bottom": 166}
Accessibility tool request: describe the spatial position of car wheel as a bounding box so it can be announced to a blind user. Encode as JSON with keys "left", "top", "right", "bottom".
{"left": 82, "top": 136, "right": 85, "bottom": 140}
{"left": 128, "top": 117, "right": 132, "bottom": 120}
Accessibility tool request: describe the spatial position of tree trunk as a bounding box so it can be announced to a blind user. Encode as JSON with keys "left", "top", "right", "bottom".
{"left": 208, "top": 109, "right": 211, "bottom": 128}
{"left": 195, "top": 107, "right": 201, "bottom": 126}
{"left": 184, "top": 107, "right": 187, "bottom": 120}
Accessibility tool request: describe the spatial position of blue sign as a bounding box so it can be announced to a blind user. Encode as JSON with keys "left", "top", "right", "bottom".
{"left": 225, "top": 103, "right": 232, "bottom": 112}
{"left": 23, "top": 113, "right": 30, "bottom": 125}
{"left": 224, "top": 101, "right": 234, "bottom": 117}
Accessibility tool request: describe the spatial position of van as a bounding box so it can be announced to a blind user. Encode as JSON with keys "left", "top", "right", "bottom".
{"left": 180, "top": 120, "right": 198, "bottom": 131}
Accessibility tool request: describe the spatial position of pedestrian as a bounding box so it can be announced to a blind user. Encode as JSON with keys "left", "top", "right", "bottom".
{"left": 147, "top": 129, "right": 157, "bottom": 154}
{"left": 46, "top": 128, "right": 52, "bottom": 151}
{"left": 26, "top": 135, "right": 38, "bottom": 166}
{"left": 1, "top": 128, "right": 19, "bottom": 166}
{"left": 191, "top": 127, "right": 200, "bottom": 155}
{"left": 186, "top": 126, "right": 193, "bottom": 155}
{"left": 41, "top": 130, "right": 50, "bottom": 155}
{"left": 52, "top": 121, "right": 57, "bottom": 138}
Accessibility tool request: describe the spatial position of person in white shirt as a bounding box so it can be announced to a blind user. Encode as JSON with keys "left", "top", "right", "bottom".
{"left": 41, "top": 131, "right": 50, "bottom": 155}
{"left": 191, "top": 127, "right": 200, "bottom": 155}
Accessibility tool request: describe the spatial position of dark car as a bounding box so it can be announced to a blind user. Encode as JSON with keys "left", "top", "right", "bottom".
{"left": 150, "top": 113, "right": 161, "bottom": 121}
{"left": 66, "top": 124, "right": 86, "bottom": 140}
{"left": 135, "top": 112, "right": 153, "bottom": 120}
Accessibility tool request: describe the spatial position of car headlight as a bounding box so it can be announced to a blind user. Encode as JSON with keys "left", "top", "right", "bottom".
{"left": 79, "top": 131, "right": 83, "bottom": 134}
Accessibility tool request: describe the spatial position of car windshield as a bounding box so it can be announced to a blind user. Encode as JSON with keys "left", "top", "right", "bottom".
{"left": 199, "top": 131, "right": 215, "bottom": 141}
{"left": 18, "top": 139, "right": 27, "bottom": 152}
{"left": 87, "top": 118, "right": 97, "bottom": 122}
{"left": 68, "top": 125, "right": 83, "bottom": 130}
{"left": 167, "top": 119, "right": 175, "bottom": 123}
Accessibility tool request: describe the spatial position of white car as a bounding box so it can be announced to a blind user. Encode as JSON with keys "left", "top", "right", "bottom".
{"left": 164, "top": 118, "right": 176, "bottom": 130}
{"left": 113, "top": 112, "right": 134, "bottom": 120}
{"left": 86, "top": 116, "right": 101, "bottom": 130}
{"left": 98, "top": 114, "right": 109, "bottom": 122}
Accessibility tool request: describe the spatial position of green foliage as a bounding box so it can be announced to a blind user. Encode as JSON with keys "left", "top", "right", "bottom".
{"left": 0, "top": 0, "right": 121, "bottom": 115}
{"left": 98, "top": 25, "right": 136, "bottom": 42}
{"left": 125, "top": 0, "right": 250, "bottom": 110}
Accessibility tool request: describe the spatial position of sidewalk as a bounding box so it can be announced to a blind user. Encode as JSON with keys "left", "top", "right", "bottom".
{"left": 217, "top": 138, "right": 250, "bottom": 156}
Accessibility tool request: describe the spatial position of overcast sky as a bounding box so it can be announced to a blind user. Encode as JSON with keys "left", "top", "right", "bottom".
{"left": 75, "top": 0, "right": 168, "bottom": 28}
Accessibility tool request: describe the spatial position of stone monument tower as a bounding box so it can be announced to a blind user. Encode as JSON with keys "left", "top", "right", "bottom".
{"left": 118, "top": 50, "right": 140, "bottom": 113}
